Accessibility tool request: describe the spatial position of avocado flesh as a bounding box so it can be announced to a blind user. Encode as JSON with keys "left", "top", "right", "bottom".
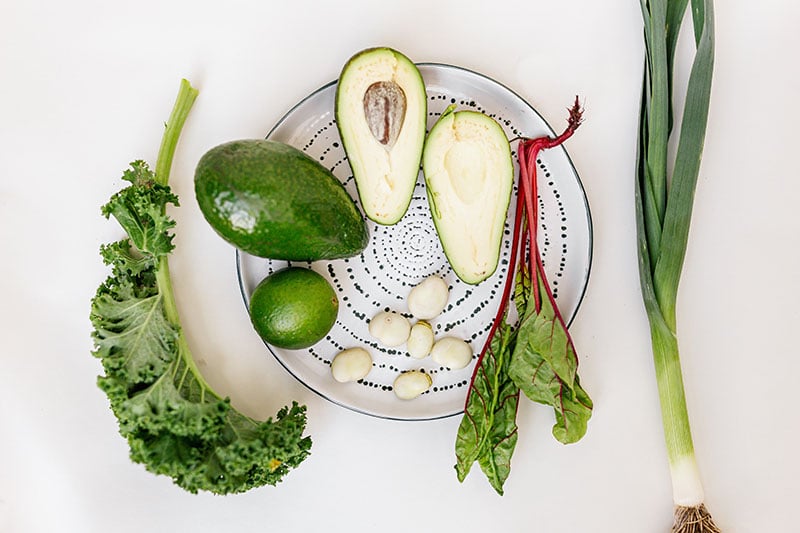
{"left": 336, "top": 48, "right": 427, "bottom": 225}
{"left": 423, "top": 109, "right": 513, "bottom": 284}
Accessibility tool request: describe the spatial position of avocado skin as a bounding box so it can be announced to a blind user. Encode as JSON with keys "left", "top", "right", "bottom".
{"left": 195, "top": 140, "right": 368, "bottom": 260}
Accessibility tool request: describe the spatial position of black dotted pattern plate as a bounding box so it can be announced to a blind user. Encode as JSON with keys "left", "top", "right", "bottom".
{"left": 237, "top": 64, "right": 592, "bottom": 421}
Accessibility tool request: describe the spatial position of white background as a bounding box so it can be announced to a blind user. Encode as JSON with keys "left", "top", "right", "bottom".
{"left": 2, "top": 1, "right": 798, "bottom": 532}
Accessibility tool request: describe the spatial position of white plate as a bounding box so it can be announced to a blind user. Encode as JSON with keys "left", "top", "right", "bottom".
{"left": 237, "top": 63, "right": 592, "bottom": 421}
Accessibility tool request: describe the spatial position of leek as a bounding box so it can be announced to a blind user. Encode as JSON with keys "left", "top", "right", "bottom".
{"left": 635, "top": 0, "right": 721, "bottom": 531}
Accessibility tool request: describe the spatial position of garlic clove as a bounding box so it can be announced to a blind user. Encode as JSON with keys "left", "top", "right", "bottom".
{"left": 393, "top": 370, "right": 432, "bottom": 400}
{"left": 430, "top": 336, "right": 473, "bottom": 370}
{"left": 407, "top": 276, "right": 449, "bottom": 320}
{"left": 368, "top": 311, "right": 411, "bottom": 347}
{"left": 407, "top": 321, "right": 434, "bottom": 359}
{"left": 331, "top": 347, "right": 373, "bottom": 383}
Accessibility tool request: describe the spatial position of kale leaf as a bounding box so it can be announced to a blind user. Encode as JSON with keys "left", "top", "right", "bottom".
{"left": 90, "top": 81, "right": 310, "bottom": 494}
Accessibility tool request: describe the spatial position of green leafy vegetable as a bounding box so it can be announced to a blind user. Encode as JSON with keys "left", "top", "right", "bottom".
{"left": 636, "top": 1, "right": 720, "bottom": 531}
{"left": 509, "top": 277, "right": 593, "bottom": 444}
{"left": 455, "top": 321, "right": 519, "bottom": 494}
{"left": 455, "top": 101, "right": 591, "bottom": 494}
{"left": 90, "top": 80, "right": 311, "bottom": 494}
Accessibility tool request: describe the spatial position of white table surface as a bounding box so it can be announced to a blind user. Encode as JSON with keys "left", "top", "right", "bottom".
{"left": 2, "top": 1, "right": 798, "bottom": 532}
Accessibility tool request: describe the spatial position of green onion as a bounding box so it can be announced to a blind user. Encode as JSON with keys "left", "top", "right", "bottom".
{"left": 635, "top": 0, "right": 720, "bottom": 531}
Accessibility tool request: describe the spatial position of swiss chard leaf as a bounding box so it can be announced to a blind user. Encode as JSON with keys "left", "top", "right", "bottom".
{"left": 513, "top": 273, "right": 578, "bottom": 389}
{"left": 455, "top": 322, "right": 520, "bottom": 495}
{"left": 509, "top": 271, "right": 592, "bottom": 444}
{"left": 513, "top": 243, "right": 531, "bottom": 311}
{"left": 509, "top": 340, "right": 593, "bottom": 444}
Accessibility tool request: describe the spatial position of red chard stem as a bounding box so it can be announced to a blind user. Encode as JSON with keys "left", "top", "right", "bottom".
{"left": 466, "top": 96, "right": 584, "bottom": 396}
{"left": 465, "top": 178, "right": 526, "bottom": 398}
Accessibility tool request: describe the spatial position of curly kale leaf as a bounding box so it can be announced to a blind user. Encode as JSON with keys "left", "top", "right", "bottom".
{"left": 91, "top": 159, "right": 311, "bottom": 494}
{"left": 101, "top": 160, "right": 178, "bottom": 258}
{"left": 93, "top": 288, "right": 177, "bottom": 384}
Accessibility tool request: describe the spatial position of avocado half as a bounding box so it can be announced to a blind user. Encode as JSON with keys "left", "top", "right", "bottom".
{"left": 422, "top": 106, "right": 513, "bottom": 284}
{"left": 335, "top": 47, "right": 427, "bottom": 225}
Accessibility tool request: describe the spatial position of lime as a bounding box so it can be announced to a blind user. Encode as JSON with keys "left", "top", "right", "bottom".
{"left": 249, "top": 267, "right": 339, "bottom": 350}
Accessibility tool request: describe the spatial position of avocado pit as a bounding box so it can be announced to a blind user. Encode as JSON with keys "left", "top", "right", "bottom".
{"left": 363, "top": 81, "right": 407, "bottom": 148}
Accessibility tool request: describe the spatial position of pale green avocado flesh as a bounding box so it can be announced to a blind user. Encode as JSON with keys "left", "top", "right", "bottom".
{"left": 335, "top": 47, "right": 427, "bottom": 225}
{"left": 422, "top": 107, "right": 513, "bottom": 284}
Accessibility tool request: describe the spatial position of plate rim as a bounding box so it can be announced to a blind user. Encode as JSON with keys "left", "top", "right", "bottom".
{"left": 235, "top": 62, "right": 594, "bottom": 422}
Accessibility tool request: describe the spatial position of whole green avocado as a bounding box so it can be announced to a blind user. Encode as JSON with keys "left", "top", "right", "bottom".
{"left": 195, "top": 140, "right": 369, "bottom": 260}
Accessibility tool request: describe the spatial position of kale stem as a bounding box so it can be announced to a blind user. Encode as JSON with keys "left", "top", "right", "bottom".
{"left": 150, "top": 80, "right": 217, "bottom": 397}
{"left": 155, "top": 79, "right": 199, "bottom": 188}
{"left": 153, "top": 79, "right": 198, "bottom": 327}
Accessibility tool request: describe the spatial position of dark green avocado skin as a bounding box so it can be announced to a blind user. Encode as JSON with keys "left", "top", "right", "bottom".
{"left": 195, "top": 140, "right": 368, "bottom": 260}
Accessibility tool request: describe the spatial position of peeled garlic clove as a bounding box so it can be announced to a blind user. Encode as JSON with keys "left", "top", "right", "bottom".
{"left": 331, "top": 347, "right": 372, "bottom": 383}
{"left": 407, "top": 321, "right": 434, "bottom": 359}
{"left": 393, "top": 370, "right": 432, "bottom": 400}
{"left": 407, "top": 276, "right": 449, "bottom": 319}
{"left": 430, "top": 337, "right": 473, "bottom": 370}
{"left": 368, "top": 311, "right": 411, "bottom": 347}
